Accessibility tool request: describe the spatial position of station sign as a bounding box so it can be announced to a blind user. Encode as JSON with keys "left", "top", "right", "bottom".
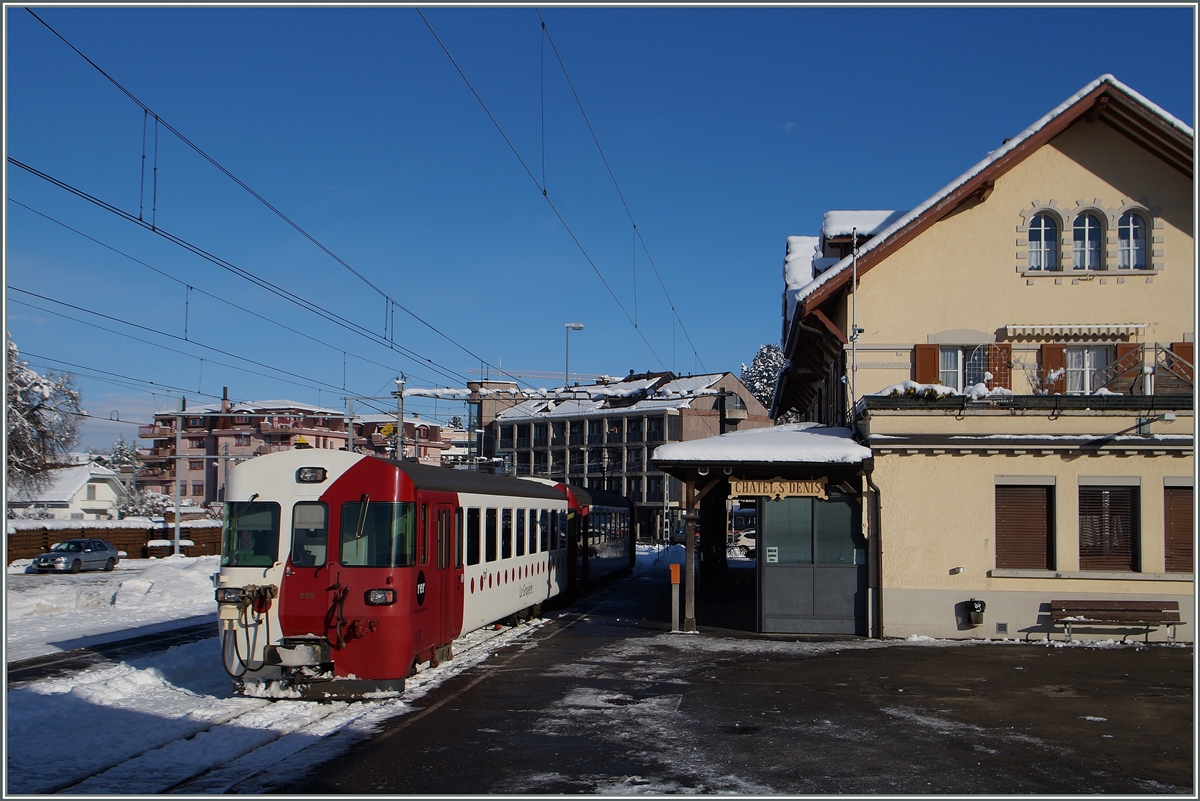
{"left": 728, "top": 476, "right": 828, "bottom": 501}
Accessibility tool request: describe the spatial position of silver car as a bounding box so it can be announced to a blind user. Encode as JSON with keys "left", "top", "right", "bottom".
{"left": 32, "top": 539, "right": 121, "bottom": 573}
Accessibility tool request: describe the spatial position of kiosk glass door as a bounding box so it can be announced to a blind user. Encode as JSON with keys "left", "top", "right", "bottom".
{"left": 759, "top": 492, "right": 866, "bottom": 634}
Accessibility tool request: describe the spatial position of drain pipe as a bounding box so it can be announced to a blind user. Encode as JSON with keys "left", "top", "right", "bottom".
{"left": 862, "top": 457, "right": 883, "bottom": 639}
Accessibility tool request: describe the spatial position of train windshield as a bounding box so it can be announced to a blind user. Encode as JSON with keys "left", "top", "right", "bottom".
{"left": 221, "top": 501, "right": 281, "bottom": 567}
{"left": 340, "top": 501, "right": 416, "bottom": 567}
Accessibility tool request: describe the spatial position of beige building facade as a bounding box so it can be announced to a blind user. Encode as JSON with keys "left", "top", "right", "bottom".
{"left": 764, "top": 75, "right": 1194, "bottom": 641}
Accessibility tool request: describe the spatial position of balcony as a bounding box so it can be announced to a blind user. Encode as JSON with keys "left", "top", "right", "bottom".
{"left": 139, "top": 424, "right": 174, "bottom": 438}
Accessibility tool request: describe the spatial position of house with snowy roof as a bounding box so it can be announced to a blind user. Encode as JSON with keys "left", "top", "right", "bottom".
{"left": 7, "top": 457, "right": 128, "bottom": 520}
{"left": 478, "top": 371, "right": 771, "bottom": 538}
{"left": 659, "top": 75, "right": 1193, "bottom": 640}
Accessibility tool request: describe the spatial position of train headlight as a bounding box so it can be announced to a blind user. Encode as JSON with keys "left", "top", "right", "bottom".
{"left": 296, "top": 467, "right": 327, "bottom": 484}
{"left": 216, "top": 587, "right": 244, "bottom": 604}
{"left": 364, "top": 588, "right": 396, "bottom": 606}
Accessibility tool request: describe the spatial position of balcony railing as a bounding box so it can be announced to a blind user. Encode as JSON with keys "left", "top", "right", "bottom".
{"left": 1154, "top": 344, "right": 1194, "bottom": 392}
{"left": 1091, "top": 344, "right": 1145, "bottom": 394}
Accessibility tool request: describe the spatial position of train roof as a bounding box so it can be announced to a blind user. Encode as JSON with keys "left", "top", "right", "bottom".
{"left": 564, "top": 484, "right": 633, "bottom": 510}
{"left": 370, "top": 457, "right": 567, "bottom": 501}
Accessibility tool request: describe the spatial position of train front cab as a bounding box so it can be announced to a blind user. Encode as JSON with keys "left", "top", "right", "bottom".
{"left": 217, "top": 450, "right": 465, "bottom": 692}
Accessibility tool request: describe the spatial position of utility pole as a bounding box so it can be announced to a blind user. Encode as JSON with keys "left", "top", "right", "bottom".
{"left": 394, "top": 375, "right": 406, "bottom": 460}
{"left": 173, "top": 399, "right": 183, "bottom": 556}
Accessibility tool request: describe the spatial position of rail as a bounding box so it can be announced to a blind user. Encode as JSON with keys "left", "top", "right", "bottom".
{"left": 1091, "top": 344, "right": 1144, "bottom": 393}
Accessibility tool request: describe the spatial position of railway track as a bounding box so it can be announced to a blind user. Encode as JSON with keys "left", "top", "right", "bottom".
{"left": 15, "top": 620, "right": 542, "bottom": 795}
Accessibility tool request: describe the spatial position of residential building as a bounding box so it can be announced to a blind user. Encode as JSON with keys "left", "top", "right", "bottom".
{"left": 349, "top": 413, "right": 449, "bottom": 466}
{"left": 7, "top": 454, "right": 128, "bottom": 520}
{"left": 138, "top": 397, "right": 350, "bottom": 505}
{"left": 482, "top": 371, "right": 771, "bottom": 540}
{"left": 659, "top": 75, "right": 1193, "bottom": 640}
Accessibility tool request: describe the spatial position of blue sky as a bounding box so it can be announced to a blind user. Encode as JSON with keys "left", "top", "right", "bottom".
{"left": 5, "top": 5, "right": 1194, "bottom": 450}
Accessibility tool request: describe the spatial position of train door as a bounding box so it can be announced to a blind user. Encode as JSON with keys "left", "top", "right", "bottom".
{"left": 436, "top": 503, "right": 463, "bottom": 642}
{"left": 277, "top": 501, "right": 333, "bottom": 638}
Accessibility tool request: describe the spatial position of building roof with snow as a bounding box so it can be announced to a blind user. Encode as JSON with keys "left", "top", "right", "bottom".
{"left": 790, "top": 75, "right": 1193, "bottom": 314}
{"left": 7, "top": 462, "right": 126, "bottom": 506}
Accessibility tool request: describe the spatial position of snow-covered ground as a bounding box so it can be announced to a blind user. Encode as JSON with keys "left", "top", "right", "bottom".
{"left": 5, "top": 545, "right": 1154, "bottom": 794}
{"left": 3, "top": 546, "right": 679, "bottom": 793}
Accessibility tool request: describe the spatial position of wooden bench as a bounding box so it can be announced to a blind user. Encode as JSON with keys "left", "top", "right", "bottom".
{"left": 1050, "top": 600, "right": 1181, "bottom": 643}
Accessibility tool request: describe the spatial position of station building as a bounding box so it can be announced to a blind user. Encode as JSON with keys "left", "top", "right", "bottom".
{"left": 654, "top": 75, "right": 1194, "bottom": 642}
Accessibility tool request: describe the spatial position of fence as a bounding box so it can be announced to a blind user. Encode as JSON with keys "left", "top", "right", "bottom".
{"left": 6, "top": 520, "right": 222, "bottom": 563}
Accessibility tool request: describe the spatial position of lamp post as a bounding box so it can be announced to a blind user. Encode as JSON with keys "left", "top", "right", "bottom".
{"left": 565, "top": 323, "right": 584, "bottom": 387}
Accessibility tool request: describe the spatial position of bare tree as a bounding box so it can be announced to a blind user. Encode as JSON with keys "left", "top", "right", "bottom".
{"left": 6, "top": 332, "right": 83, "bottom": 496}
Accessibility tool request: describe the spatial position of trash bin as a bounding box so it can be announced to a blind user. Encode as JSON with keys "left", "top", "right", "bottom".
{"left": 967, "top": 598, "right": 986, "bottom": 626}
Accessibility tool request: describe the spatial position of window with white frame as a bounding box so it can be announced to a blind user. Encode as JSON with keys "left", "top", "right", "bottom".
{"left": 1064, "top": 346, "right": 1111, "bottom": 393}
{"left": 1027, "top": 213, "right": 1059, "bottom": 271}
{"left": 1117, "top": 211, "right": 1148, "bottom": 270}
{"left": 1072, "top": 212, "right": 1103, "bottom": 270}
{"left": 939, "top": 346, "right": 988, "bottom": 391}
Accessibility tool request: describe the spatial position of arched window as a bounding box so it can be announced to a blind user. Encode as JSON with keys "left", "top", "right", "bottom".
{"left": 1027, "top": 213, "right": 1058, "bottom": 271}
{"left": 1072, "top": 213, "right": 1103, "bottom": 270}
{"left": 1118, "top": 211, "right": 1148, "bottom": 269}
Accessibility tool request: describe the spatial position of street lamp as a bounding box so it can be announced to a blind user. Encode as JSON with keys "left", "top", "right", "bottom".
{"left": 565, "top": 323, "right": 584, "bottom": 387}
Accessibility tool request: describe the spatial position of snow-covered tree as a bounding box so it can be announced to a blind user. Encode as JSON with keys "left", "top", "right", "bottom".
{"left": 740, "top": 344, "right": 800, "bottom": 424}
{"left": 93, "top": 436, "right": 142, "bottom": 470}
{"left": 118, "top": 488, "right": 172, "bottom": 519}
{"left": 6, "top": 332, "right": 83, "bottom": 495}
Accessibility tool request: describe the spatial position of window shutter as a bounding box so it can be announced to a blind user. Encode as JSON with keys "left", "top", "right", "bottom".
{"left": 1078, "top": 486, "right": 1139, "bottom": 572}
{"left": 988, "top": 343, "right": 1013, "bottom": 389}
{"left": 995, "top": 485, "right": 1053, "bottom": 569}
{"left": 913, "top": 344, "right": 939, "bottom": 384}
{"left": 1169, "top": 342, "right": 1193, "bottom": 380}
{"left": 1164, "top": 486, "right": 1193, "bottom": 573}
{"left": 1040, "top": 344, "right": 1066, "bottom": 393}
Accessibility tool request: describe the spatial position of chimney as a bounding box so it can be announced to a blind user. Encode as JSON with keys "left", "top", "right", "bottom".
{"left": 222, "top": 386, "right": 230, "bottom": 413}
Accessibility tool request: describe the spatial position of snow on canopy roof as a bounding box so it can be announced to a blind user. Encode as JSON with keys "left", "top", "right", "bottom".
{"left": 652, "top": 423, "right": 871, "bottom": 465}
{"left": 822, "top": 210, "right": 908, "bottom": 239}
{"left": 795, "top": 74, "right": 1194, "bottom": 306}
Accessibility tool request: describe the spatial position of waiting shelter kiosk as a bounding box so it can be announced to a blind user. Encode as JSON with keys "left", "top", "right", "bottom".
{"left": 652, "top": 424, "right": 874, "bottom": 635}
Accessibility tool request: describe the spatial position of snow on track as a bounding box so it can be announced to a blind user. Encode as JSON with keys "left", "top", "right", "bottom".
{"left": 6, "top": 621, "right": 542, "bottom": 794}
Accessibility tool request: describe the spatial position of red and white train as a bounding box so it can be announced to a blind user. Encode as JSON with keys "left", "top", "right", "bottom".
{"left": 215, "top": 448, "right": 634, "bottom": 698}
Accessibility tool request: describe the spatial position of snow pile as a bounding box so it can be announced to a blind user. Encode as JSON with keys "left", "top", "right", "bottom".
{"left": 652, "top": 423, "right": 871, "bottom": 465}
{"left": 870, "top": 380, "right": 1014, "bottom": 401}
{"left": 822, "top": 209, "right": 908, "bottom": 239}
{"left": 6, "top": 556, "right": 221, "bottom": 662}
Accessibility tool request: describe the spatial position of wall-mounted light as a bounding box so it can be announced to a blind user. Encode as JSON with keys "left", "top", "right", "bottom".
{"left": 697, "top": 466, "right": 709, "bottom": 476}
{"left": 723, "top": 467, "right": 733, "bottom": 476}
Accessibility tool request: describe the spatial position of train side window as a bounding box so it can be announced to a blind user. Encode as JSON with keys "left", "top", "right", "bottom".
{"left": 539, "top": 510, "right": 550, "bottom": 552}
{"left": 290, "top": 502, "right": 327, "bottom": 567}
{"left": 467, "top": 508, "right": 481, "bottom": 566}
{"left": 515, "top": 509, "right": 526, "bottom": 557}
{"left": 339, "top": 501, "right": 415, "bottom": 567}
{"left": 485, "top": 509, "right": 498, "bottom": 562}
{"left": 502, "top": 509, "right": 513, "bottom": 560}
{"left": 455, "top": 508, "right": 464, "bottom": 569}
{"left": 421, "top": 503, "right": 429, "bottom": 565}
{"left": 528, "top": 509, "right": 539, "bottom": 554}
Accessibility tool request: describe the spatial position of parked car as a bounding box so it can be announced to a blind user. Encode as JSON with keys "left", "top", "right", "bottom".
{"left": 32, "top": 539, "right": 120, "bottom": 573}
{"left": 732, "top": 528, "right": 756, "bottom": 558}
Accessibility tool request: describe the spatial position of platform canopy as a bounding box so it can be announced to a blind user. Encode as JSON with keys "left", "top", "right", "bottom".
{"left": 652, "top": 423, "right": 872, "bottom": 482}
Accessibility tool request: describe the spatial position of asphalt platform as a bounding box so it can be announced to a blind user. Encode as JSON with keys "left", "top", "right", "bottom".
{"left": 279, "top": 557, "right": 1193, "bottom": 795}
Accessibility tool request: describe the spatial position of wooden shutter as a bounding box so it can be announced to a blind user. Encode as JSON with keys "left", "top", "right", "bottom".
{"left": 1170, "top": 342, "right": 1193, "bottom": 380}
{"left": 1041, "top": 344, "right": 1066, "bottom": 393}
{"left": 914, "top": 344, "right": 939, "bottom": 384}
{"left": 1078, "top": 486, "right": 1139, "bottom": 572}
{"left": 995, "top": 486, "right": 1054, "bottom": 569}
{"left": 988, "top": 343, "right": 1013, "bottom": 389}
{"left": 1165, "top": 486, "right": 1193, "bottom": 573}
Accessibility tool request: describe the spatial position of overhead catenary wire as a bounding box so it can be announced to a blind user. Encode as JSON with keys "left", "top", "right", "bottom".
{"left": 537, "top": 9, "right": 706, "bottom": 372}
{"left": 23, "top": 8, "right": 527, "bottom": 391}
{"left": 417, "top": 8, "right": 668, "bottom": 373}
{"left": 6, "top": 198, "right": 419, "bottom": 384}
{"left": 7, "top": 158, "right": 470, "bottom": 389}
